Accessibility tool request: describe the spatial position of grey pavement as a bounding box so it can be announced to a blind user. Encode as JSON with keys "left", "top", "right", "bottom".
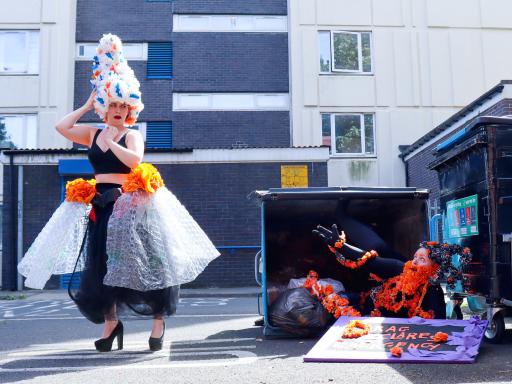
{"left": 1, "top": 292, "right": 512, "bottom": 384}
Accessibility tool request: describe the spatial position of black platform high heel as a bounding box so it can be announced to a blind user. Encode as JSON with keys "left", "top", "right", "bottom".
{"left": 148, "top": 321, "right": 165, "bottom": 351}
{"left": 95, "top": 320, "right": 124, "bottom": 352}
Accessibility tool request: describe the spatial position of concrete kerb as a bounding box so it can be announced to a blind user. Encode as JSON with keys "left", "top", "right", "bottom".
{"left": 0, "top": 287, "right": 262, "bottom": 301}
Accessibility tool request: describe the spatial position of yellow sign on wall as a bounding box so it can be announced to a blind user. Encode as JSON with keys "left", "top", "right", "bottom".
{"left": 281, "top": 165, "right": 308, "bottom": 188}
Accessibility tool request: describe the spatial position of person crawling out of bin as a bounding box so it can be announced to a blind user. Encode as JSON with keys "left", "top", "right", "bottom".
{"left": 311, "top": 224, "right": 472, "bottom": 319}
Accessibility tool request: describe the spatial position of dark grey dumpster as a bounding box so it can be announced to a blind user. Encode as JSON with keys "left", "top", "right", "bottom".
{"left": 430, "top": 116, "right": 512, "bottom": 343}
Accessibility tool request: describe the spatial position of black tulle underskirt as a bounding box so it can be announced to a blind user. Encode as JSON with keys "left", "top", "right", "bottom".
{"left": 68, "top": 183, "right": 179, "bottom": 324}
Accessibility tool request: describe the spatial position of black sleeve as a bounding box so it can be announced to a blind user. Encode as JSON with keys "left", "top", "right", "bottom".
{"left": 359, "top": 257, "right": 404, "bottom": 279}
{"left": 334, "top": 246, "right": 404, "bottom": 279}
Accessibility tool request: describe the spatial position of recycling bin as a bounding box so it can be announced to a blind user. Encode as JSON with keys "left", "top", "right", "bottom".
{"left": 250, "top": 187, "right": 430, "bottom": 337}
{"left": 430, "top": 116, "right": 512, "bottom": 343}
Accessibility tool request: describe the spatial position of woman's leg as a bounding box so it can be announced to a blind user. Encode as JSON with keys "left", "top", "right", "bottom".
{"left": 151, "top": 313, "right": 165, "bottom": 338}
{"left": 101, "top": 303, "right": 119, "bottom": 338}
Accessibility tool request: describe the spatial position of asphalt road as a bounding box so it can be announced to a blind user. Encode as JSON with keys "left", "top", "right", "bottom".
{"left": 1, "top": 292, "right": 512, "bottom": 384}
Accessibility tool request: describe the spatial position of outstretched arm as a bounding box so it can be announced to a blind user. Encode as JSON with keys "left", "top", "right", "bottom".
{"left": 313, "top": 224, "right": 404, "bottom": 278}
{"left": 313, "top": 224, "right": 378, "bottom": 268}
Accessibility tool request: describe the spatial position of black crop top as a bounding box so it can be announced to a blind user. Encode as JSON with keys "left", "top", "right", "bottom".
{"left": 88, "top": 129, "right": 132, "bottom": 174}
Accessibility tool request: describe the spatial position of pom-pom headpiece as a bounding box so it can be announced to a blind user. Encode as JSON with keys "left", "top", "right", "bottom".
{"left": 90, "top": 34, "right": 144, "bottom": 126}
{"left": 419, "top": 241, "right": 472, "bottom": 290}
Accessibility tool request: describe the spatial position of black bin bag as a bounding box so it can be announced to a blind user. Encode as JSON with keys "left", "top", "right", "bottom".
{"left": 268, "top": 288, "right": 331, "bottom": 337}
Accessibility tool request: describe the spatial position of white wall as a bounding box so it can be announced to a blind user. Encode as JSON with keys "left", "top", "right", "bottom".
{"left": 0, "top": 1, "right": 76, "bottom": 285}
{"left": 0, "top": 0, "right": 76, "bottom": 150}
{"left": 289, "top": 0, "right": 512, "bottom": 187}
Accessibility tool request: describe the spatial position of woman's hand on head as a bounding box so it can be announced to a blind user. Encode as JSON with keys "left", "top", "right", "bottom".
{"left": 83, "top": 91, "right": 96, "bottom": 111}
{"left": 104, "top": 126, "right": 118, "bottom": 143}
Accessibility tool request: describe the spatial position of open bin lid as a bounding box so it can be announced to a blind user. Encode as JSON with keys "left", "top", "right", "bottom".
{"left": 429, "top": 116, "right": 512, "bottom": 170}
{"left": 434, "top": 116, "right": 512, "bottom": 153}
{"left": 249, "top": 186, "right": 429, "bottom": 203}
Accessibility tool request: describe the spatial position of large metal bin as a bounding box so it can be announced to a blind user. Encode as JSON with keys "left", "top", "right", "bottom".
{"left": 430, "top": 116, "right": 512, "bottom": 342}
{"left": 250, "top": 187, "right": 429, "bottom": 337}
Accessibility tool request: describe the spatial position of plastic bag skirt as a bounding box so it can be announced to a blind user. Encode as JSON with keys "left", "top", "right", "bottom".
{"left": 68, "top": 183, "right": 179, "bottom": 324}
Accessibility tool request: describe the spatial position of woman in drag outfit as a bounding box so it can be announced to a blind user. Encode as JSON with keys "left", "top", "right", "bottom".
{"left": 17, "top": 34, "right": 220, "bottom": 352}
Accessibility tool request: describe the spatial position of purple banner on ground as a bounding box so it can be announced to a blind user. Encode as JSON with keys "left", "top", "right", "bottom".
{"left": 304, "top": 316, "right": 487, "bottom": 364}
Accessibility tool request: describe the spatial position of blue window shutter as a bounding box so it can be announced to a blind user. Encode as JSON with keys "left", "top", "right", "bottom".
{"left": 146, "top": 121, "right": 172, "bottom": 148}
{"left": 147, "top": 42, "right": 173, "bottom": 79}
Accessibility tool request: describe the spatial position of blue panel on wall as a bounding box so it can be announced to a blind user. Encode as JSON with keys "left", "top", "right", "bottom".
{"left": 147, "top": 42, "right": 173, "bottom": 79}
{"left": 58, "top": 159, "right": 94, "bottom": 175}
{"left": 146, "top": 121, "right": 173, "bottom": 148}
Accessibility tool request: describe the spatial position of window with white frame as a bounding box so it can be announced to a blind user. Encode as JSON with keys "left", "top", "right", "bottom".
{"left": 0, "top": 30, "right": 40, "bottom": 74}
{"left": 0, "top": 115, "right": 37, "bottom": 149}
{"left": 173, "top": 15, "right": 287, "bottom": 32}
{"left": 173, "top": 93, "right": 289, "bottom": 111}
{"left": 321, "top": 113, "right": 375, "bottom": 156}
{"left": 318, "top": 31, "right": 372, "bottom": 74}
{"left": 76, "top": 43, "right": 147, "bottom": 60}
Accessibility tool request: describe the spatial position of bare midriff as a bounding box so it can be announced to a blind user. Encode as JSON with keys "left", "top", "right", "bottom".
{"left": 95, "top": 173, "right": 129, "bottom": 185}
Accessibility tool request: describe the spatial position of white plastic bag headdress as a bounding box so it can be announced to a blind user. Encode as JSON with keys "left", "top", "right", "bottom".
{"left": 90, "top": 34, "right": 144, "bottom": 126}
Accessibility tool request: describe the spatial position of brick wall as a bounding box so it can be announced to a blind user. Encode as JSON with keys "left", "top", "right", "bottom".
{"left": 172, "top": 111, "right": 290, "bottom": 147}
{"left": 172, "top": 33, "right": 289, "bottom": 93}
{"left": 2, "top": 160, "right": 327, "bottom": 289}
{"left": 1, "top": 164, "right": 17, "bottom": 290}
{"left": 74, "top": 0, "right": 290, "bottom": 149}
{"left": 76, "top": 0, "right": 174, "bottom": 42}
{"left": 406, "top": 99, "right": 512, "bottom": 205}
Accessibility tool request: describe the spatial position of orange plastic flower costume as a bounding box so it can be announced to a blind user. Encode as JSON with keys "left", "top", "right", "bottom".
{"left": 65, "top": 178, "right": 97, "bottom": 204}
{"left": 123, "top": 163, "right": 165, "bottom": 193}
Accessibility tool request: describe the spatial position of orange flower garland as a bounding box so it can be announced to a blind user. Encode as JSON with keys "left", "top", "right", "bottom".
{"left": 432, "top": 332, "right": 449, "bottom": 343}
{"left": 122, "top": 163, "right": 164, "bottom": 193}
{"left": 342, "top": 320, "right": 370, "bottom": 339}
{"left": 65, "top": 178, "right": 96, "bottom": 204}
{"left": 303, "top": 270, "right": 361, "bottom": 318}
{"left": 327, "top": 231, "right": 346, "bottom": 254}
{"left": 390, "top": 346, "right": 403, "bottom": 357}
{"left": 334, "top": 250, "right": 378, "bottom": 270}
{"left": 371, "top": 261, "right": 439, "bottom": 318}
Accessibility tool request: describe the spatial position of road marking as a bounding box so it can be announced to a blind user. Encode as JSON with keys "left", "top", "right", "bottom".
{"left": 7, "top": 345, "right": 256, "bottom": 358}
{"left": 25, "top": 337, "right": 257, "bottom": 350}
{"left": 0, "top": 350, "right": 261, "bottom": 372}
{"left": 3, "top": 310, "right": 13, "bottom": 318}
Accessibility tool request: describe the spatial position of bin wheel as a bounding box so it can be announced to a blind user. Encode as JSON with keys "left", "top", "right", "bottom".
{"left": 484, "top": 311, "right": 505, "bottom": 344}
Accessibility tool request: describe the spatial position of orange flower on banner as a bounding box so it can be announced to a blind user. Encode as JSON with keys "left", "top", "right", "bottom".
{"left": 65, "top": 178, "right": 96, "bottom": 204}
{"left": 433, "top": 332, "right": 449, "bottom": 343}
{"left": 390, "top": 346, "right": 403, "bottom": 357}
{"left": 123, "top": 163, "right": 165, "bottom": 193}
{"left": 342, "top": 320, "right": 370, "bottom": 339}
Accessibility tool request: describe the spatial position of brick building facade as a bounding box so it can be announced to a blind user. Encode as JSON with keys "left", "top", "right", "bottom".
{"left": 1, "top": 0, "right": 331, "bottom": 290}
